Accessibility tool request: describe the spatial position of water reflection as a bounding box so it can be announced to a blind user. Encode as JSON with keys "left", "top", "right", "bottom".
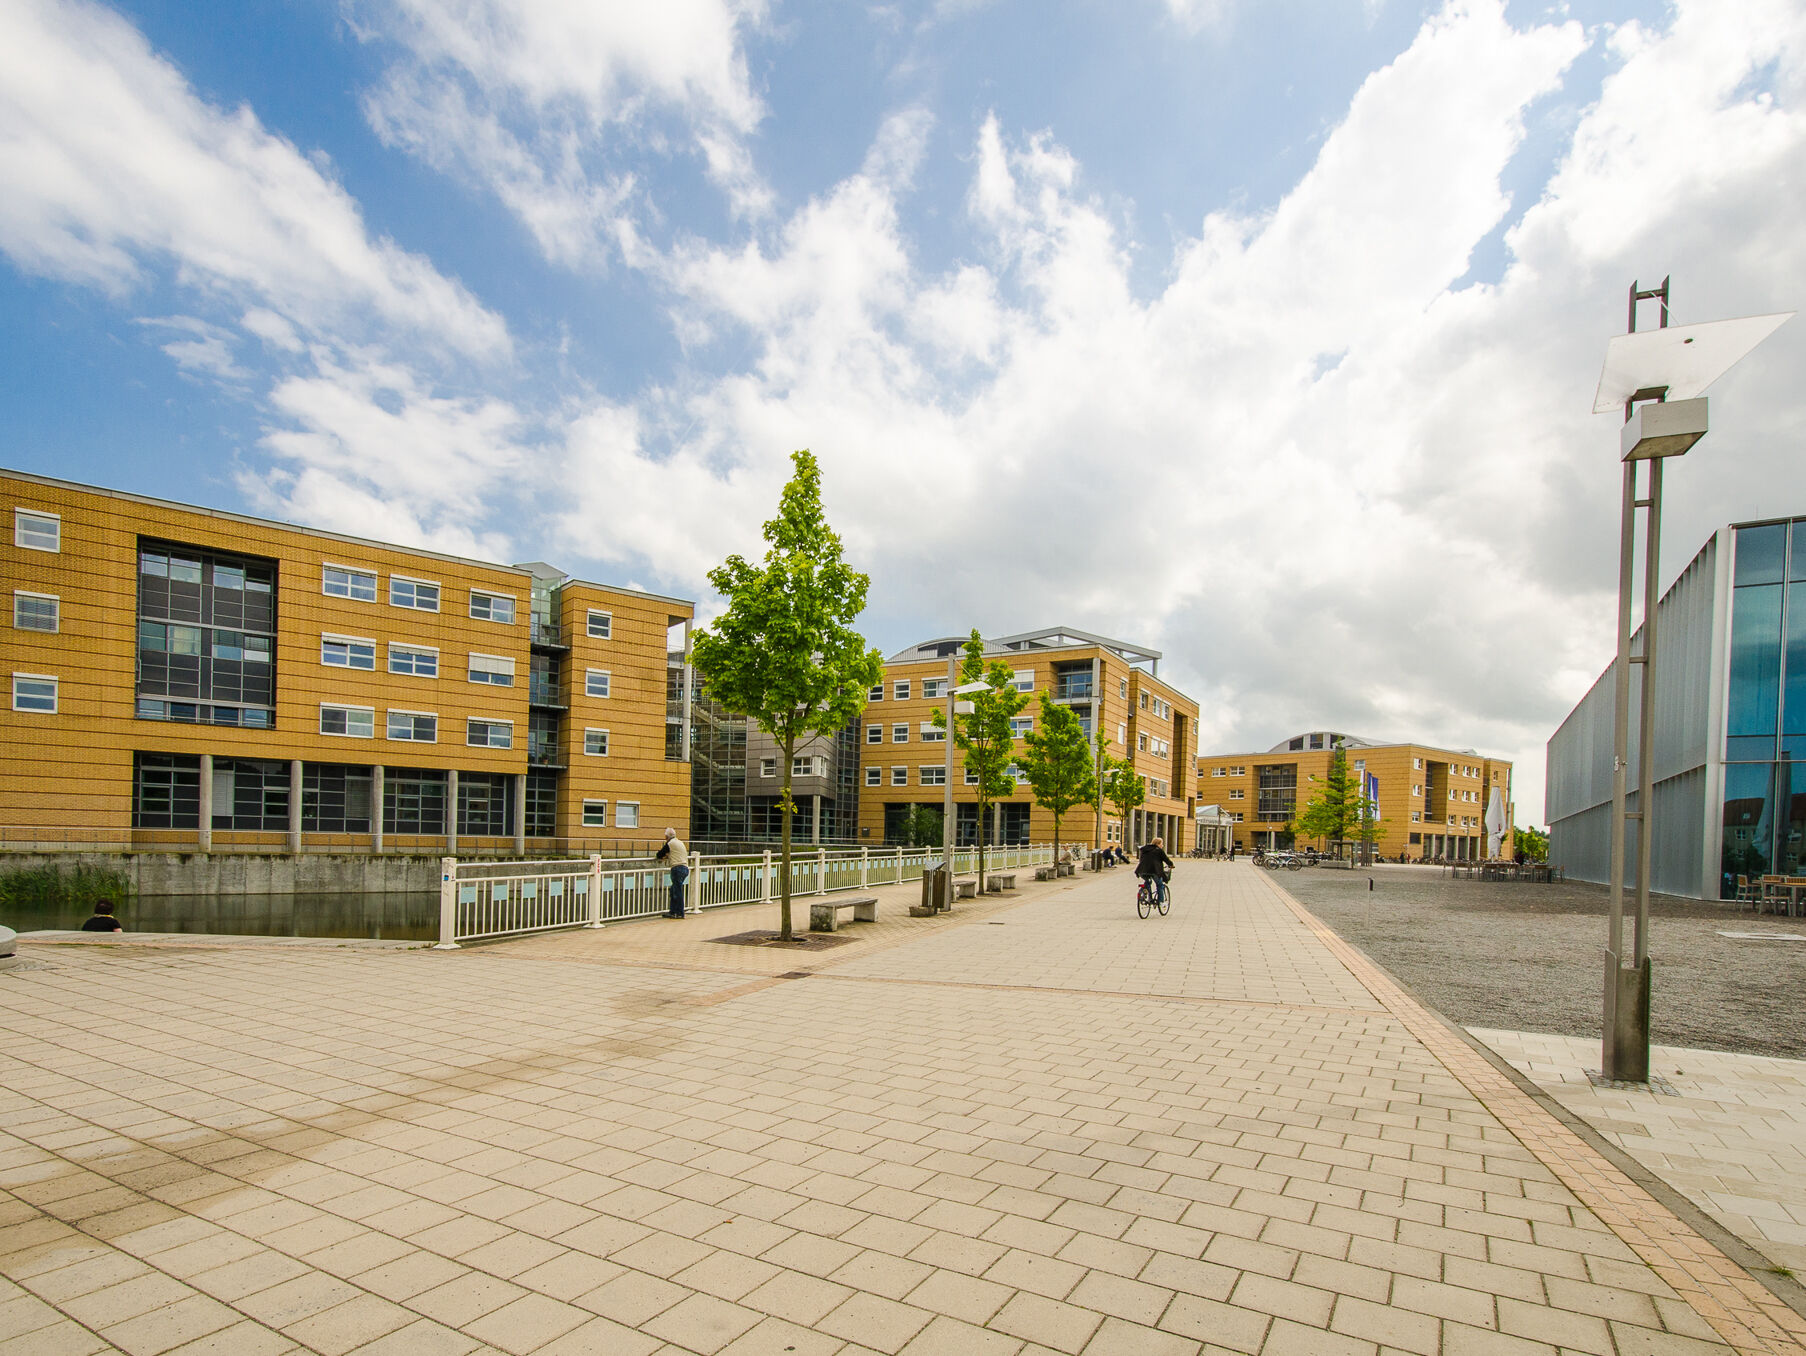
{"left": 5, "top": 892, "right": 440, "bottom": 942}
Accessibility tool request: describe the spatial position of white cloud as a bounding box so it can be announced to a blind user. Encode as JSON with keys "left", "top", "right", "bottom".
{"left": 355, "top": 0, "right": 772, "bottom": 267}
{"left": 135, "top": 316, "right": 251, "bottom": 382}
{"left": 0, "top": 0, "right": 509, "bottom": 361}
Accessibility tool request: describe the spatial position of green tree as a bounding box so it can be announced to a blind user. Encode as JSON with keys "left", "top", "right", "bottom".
{"left": 1088, "top": 735, "right": 1111, "bottom": 852}
{"left": 1515, "top": 824, "right": 1549, "bottom": 862}
{"left": 898, "top": 805, "right": 943, "bottom": 848}
{"left": 691, "top": 451, "right": 884, "bottom": 940}
{"left": 935, "top": 630, "right": 1028, "bottom": 887}
{"left": 1297, "top": 746, "right": 1363, "bottom": 857}
{"left": 1103, "top": 755, "right": 1146, "bottom": 851}
{"left": 1016, "top": 693, "right": 1097, "bottom": 860}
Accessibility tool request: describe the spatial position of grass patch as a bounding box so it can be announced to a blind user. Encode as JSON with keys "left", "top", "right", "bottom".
{"left": 0, "top": 863, "right": 134, "bottom": 914}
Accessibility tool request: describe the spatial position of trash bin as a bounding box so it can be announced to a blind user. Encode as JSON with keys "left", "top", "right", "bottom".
{"left": 922, "top": 864, "right": 951, "bottom": 912}
{"left": 1088, "top": 850, "right": 1102, "bottom": 872}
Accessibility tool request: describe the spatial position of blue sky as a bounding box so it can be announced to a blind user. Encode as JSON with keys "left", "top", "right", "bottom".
{"left": 4, "top": 0, "right": 1804, "bottom": 822}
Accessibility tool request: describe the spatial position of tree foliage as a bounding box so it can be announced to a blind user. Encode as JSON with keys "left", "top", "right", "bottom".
{"left": 1514, "top": 824, "right": 1549, "bottom": 862}
{"left": 690, "top": 450, "right": 884, "bottom": 939}
{"left": 1016, "top": 693, "right": 1096, "bottom": 857}
{"left": 1102, "top": 755, "right": 1146, "bottom": 846}
{"left": 1296, "top": 746, "right": 1383, "bottom": 855}
{"left": 935, "top": 630, "right": 1028, "bottom": 884}
{"left": 897, "top": 805, "right": 943, "bottom": 848}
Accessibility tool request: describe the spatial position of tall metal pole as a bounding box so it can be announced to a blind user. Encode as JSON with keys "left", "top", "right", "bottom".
{"left": 942, "top": 653, "right": 957, "bottom": 886}
{"left": 1635, "top": 456, "right": 1663, "bottom": 968}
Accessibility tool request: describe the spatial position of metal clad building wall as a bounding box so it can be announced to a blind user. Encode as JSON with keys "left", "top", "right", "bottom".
{"left": 1546, "top": 532, "right": 1721, "bottom": 895}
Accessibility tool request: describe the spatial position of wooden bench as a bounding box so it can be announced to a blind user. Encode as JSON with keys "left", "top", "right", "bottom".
{"left": 985, "top": 873, "right": 1017, "bottom": 893}
{"left": 810, "top": 896, "right": 878, "bottom": 932}
{"left": 954, "top": 878, "right": 978, "bottom": 899}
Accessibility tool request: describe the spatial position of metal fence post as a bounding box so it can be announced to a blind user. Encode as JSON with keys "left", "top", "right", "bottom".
{"left": 689, "top": 855, "right": 702, "bottom": 912}
{"left": 435, "top": 856, "right": 459, "bottom": 949}
{"left": 762, "top": 849, "right": 772, "bottom": 903}
{"left": 860, "top": 846, "right": 869, "bottom": 888}
{"left": 587, "top": 854, "right": 603, "bottom": 927}
{"left": 894, "top": 845, "right": 902, "bottom": 885}
{"left": 817, "top": 848, "right": 827, "bottom": 895}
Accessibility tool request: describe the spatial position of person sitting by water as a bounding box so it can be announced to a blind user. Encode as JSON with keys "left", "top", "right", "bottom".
{"left": 81, "top": 900, "right": 123, "bottom": 932}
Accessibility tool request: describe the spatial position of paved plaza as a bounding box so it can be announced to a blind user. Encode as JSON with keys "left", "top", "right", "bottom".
{"left": 4, "top": 864, "right": 1806, "bottom": 1355}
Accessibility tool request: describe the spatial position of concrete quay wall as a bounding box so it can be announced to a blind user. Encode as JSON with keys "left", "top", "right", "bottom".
{"left": 4, "top": 852, "right": 442, "bottom": 896}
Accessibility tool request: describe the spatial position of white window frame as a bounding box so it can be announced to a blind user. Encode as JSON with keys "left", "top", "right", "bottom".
{"left": 386, "top": 709, "right": 438, "bottom": 743}
{"left": 388, "top": 575, "right": 441, "bottom": 612}
{"left": 469, "top": 590, "right": 516, "bottom": 624}
{"left": 1118, "top": 723, "right": 1127, "bottom": 745}
{"left": 892, "top": 723, "right": 908, "bottom": 743}
{"left": 12, "top": 591, "right": 59, "bottom": 633}
{"left": 869, "top": 683, "right": 883, "bottom": 702}
{"left": 586, "top": 609, "right": 612, "bottom": 639}
{"left": 1010, "top": 717, "right": 1033, "bottom": 738}
{"left": 14, "top": 509, "right": 60, "bottom": 553}
{"left": 616, "top": 801, "right": 640, "bottom": 829}
{"left": 920, "top": 765, "right": 946, "bottom": 786}
{"left": 388, "top": 643, "right": 439, "bottom": 678}
{"left": 468, "top": 652, "right": 516, "bottom": 686}
{"left": 321, "top": 562, "right": 377, "bottom": 602}
{"left": 1211, "top": 768, "right": 1225, "bottom": 778}
{"left": 760, "top": 757, "right": 776, "bottom": 777}
{"left": 865, "top": 766, "right": 882, "bottom": 786}
{"left": 467, "top": 717, "right": 514, "bottom": 749}
{"left": 321, "top": 634, "right": 378, "bottom": 671}
{"left": 893, "top": 680, "right": 910, "bottom": 700}
{"left": 320, "top": 703, "right": 375, "bottom": 738}
{"left": 584, "top": 728, "right": 610, "bottom": 757}
{"left": 11, "top": 673, "right": 57, "bottom": 713}
{"left": 792, "top": 754, "right": 825, "bottom": 777}
{"left": 891, "top": 766, "right": 908, "bottom": 786}
{"left": 867, "top": 724, "right": 883, "bottom": 744}
{"left": 922, "top": 678, "right": 946, "bottom": 699}
{"left": 586, "top": 669, "right": 612, "bottom": 699}
{"left": 965, "top": 768, "right": 979, "bottom": 785}
{"left": 582, "top": 800, "right": 608, "bottom": 828}
{"left": 1229, "top": 788, "right": 1244, "bottom": 800}
{"left": 920, "top": 722, "right": 944, "bottom": 743}
{"left": 1012, "top": 669, "right": 1033, "bottom": 693}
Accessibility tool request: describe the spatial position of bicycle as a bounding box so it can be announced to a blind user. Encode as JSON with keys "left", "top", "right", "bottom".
{"left": 1136, "top": 872, "right": 1170, "bottom": 918}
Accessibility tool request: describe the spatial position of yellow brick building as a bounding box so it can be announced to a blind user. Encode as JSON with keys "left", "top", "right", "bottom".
{"left": 1196, "top": 731, "right": 1515, "bottom": 860}
{"left": 1, "top": 470, "right": 692, "bottom": 854}
{"left": 857, "top": 628, "right": 1200, "bottom": 852}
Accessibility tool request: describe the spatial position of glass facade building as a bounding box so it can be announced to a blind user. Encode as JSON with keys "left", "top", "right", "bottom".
{"left": 1546, "top": 516, "right": 1806, "bottom": 898}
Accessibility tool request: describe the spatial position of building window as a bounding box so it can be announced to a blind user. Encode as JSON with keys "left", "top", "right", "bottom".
{"left": 892, "top": 723, "right": 908, "bottom": 742}
{"left": 865, "top": 767, "right": 881, "bottom": 786}
{"left": 891, "top": 766, "right": 907, "bottom": 785}
{"left": 322, "top": 635, "right": 377, "bottom": 670}
{"left": 760, "top": 757, "right": 776, "bottom": 777}
{"left": 923, "top": 678, "right": 946, "bottom": 699}
{"left": 793, "top": 754, "right": 825, "bottom": 777}
{"left": 1118, "top": 722, "right": 1126, "bottom": 745}
{"left": 1229, "top": 788, "right": 1244, "bottom": 800}
{"left": 1139, "top": 691, "right": 1149, "bottom": 710}
{"left": 139, "top": 540, "right": 277, "bottom": 728}
{"left": 867, "top": 724, "right": 882, "bottom": 743}
{"left": 467, "top": 718, "right": 513, "bottom": 749}
{"left": 893, "top": 680, "right": 910, "bottom": 700}
{"left": 965, "top": 768, "right": 979, "bottom": 785}
{"left": 389, "top": 644, "right": 438, "bottom": 678}
{"left": 14, "top": 509, "right": 60, "bottom": 552}
{"left": 583, "top": 800, "right": 608, "bottom": 827}
{"left": 322, "top": 563, "right": 377, "bottom": 601}
{"left": 468, "top": 652, "right": 516, "bottom": 686}
{"left": 525, "top": 772, "right": 557, "bottom": 836}
{"left": 133, "top": 752, "right": 199, "bottom": 828}
{"left": 586, "top": 669, "right": 611, "bottom": 698}
{"left": 1211, "top": 768, "right": 1225, "bottom": 778}
{"left": 1413, "top": 757, "right": 1423, "bottom": 770}
{"left": 388, "top": 576, "right": 439, "bottom": 611}
{"left": 1012, "top": 669, "right": 1033, "bottom": 693}
{"left": 1138, "top": 733, "right": 1148, "bottom": 752}
{"left": 1256, "top": 763, "right": 1298, "bottom": 822}
{"left": 586, "top": 609, "right": 612, "bottom": 639}
{"left": 11, "top": 673, "right": 57, "bottom": 713}
{"left": 921, "top": 766, "right": 946, "bottom": 786}
{"left": 920, "top": 722, "right": 944, "bottom": 742}
{"left": 13, "top": 592, "right": 58, "bottom": 632}
{"left": 469, "top": 591, "right": 516, "bottom": 624}
{"left": 1119, "top": 678, "right": 1127, "bottom": 698}
{"left": 457, "top": 773, "right": 512, "bottom": 837}
{"left": 1011, "top": 717, "right": 1033, "bottom": 739}
{"left": 584, "top": 728, "right": 609, "bottom": 756}
{"left": 320, "top": 704, "right": 374, "bottom": 737}
{"left": 387, "top": 711, "right": 437, "bottom": 742}
{"left": 616, "top": 802, "right": 640, "bottom": 829}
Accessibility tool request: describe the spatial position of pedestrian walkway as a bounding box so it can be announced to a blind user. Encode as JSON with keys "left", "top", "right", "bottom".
{"left": 1478, "top": 1028, "right": 1806, "bottom": 1277}
{"left": 0, "top": 862, "right": 1800, "bottom": 1354}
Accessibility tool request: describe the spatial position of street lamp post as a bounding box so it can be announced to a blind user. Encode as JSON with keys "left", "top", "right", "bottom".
{"left": 1592, "top": 281, "right": 1791, "bottom": 1081}
{"left": 939, "top": 672, "right": 992, "bottom": 907}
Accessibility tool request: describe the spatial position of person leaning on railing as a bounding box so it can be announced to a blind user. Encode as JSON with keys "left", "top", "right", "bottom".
{"left": 657, "top": 828, "right": 689, "bottom": 919}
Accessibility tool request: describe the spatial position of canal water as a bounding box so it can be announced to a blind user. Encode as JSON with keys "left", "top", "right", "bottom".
{"left": 5, "top": 892, "right": 441, "bottom": 942}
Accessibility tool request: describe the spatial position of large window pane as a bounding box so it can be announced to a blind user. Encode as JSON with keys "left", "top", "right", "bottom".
{"left": 1735, "top": 523, "right": 1786, "bottom": 585}
{"left": 1722, "top": 762, "right": 1777, "bottom": 895}
{"left": 1727, "top": 582, "right": 1782, "bottom": 754}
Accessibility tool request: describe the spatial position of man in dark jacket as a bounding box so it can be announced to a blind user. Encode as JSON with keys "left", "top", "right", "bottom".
{"left": 1135, "top": 837, "right": 1175, "bottom": 905}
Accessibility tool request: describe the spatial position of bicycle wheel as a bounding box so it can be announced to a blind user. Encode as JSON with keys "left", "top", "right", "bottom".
{"left": 1137, "top": 885, "right": 1151, "bottom": 918}
{"left": 1156, "top": 887, "right": 1169, "bottom": 916}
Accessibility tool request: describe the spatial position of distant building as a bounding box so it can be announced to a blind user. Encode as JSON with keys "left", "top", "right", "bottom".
{"left": 1, "top": 469, "right": 693, "bottom": 854}
{"left": 1546, "top": 515, "right": 1806, "bottom": 899}
{"left": 858, "top": 628, "right": 1200, "bottom": 851}
{"left": 1197, "top": 732, "right": 1514, "bottom": 860}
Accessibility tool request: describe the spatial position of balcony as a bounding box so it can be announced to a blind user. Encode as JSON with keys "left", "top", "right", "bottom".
{"left": 527, "top": 738, "right": 565, "bottom": 770}
{"left": 528, "top": 678, "right": 566, "bottom": 709}
{"left": 1052, "top": 678, "right": 1094, "bottom": 702}
{"left": 530, "top": 621, "right": 568, "bottom": 652}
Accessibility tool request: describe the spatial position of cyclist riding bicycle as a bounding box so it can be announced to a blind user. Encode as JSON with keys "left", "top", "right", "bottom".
{"left": 1135, "top": 837, "right": 1175, "bottom": 906}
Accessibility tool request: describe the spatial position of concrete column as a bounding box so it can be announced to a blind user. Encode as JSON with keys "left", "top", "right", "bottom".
{"left": 371, "top": 765, "right": 385, "bottom": 852}
{"left": 288, "top": 759, "right": 303, "bottom": 853}
{"left": 513, "top": 773, "right": 527, "bottom": 854}
{"left": 197, "top": 753, "right": 213, "bottom": 852}
{"left": 811, "top": 793, "right": 821, "bottom": 845}
{"left": 447, "top": 769, "right": 459, "bottom": 854}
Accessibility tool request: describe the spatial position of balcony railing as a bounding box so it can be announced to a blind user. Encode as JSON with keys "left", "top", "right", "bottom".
{"left": 1053, "top": 678, "right": 1094, "bottom": 700}
{"left": 528, "top": 679, "right": 564, "bottom": 707}
{"left": 527, "top": 740, "right": 565, "bottom": 768}
{"left": 530, "top": 621, "right": 567, "bottom": 649}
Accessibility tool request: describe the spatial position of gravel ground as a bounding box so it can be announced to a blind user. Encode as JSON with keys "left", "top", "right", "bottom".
{"left": 1281, "top": 863, "right": 1806, "bottom": 1059}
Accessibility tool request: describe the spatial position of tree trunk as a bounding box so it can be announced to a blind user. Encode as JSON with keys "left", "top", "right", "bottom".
{"left": 976, "top": 794, "right": 987, "bottom": 891}
{"left": 779, "top": 733, "right": 795, "bottom": 941}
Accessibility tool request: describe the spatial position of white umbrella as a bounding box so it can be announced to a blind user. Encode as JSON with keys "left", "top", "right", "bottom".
{"left": 1485, "top": 786, "right": 1507, "bottom": 859}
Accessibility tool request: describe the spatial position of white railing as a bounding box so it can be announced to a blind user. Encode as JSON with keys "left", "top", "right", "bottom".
{"left": 435, "top": 843, "right": 1058, "bottom": 947}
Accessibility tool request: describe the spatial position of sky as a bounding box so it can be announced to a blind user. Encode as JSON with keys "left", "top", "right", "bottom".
{"left": 3, "top": 0, "right": 1804, "bottom": 826}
